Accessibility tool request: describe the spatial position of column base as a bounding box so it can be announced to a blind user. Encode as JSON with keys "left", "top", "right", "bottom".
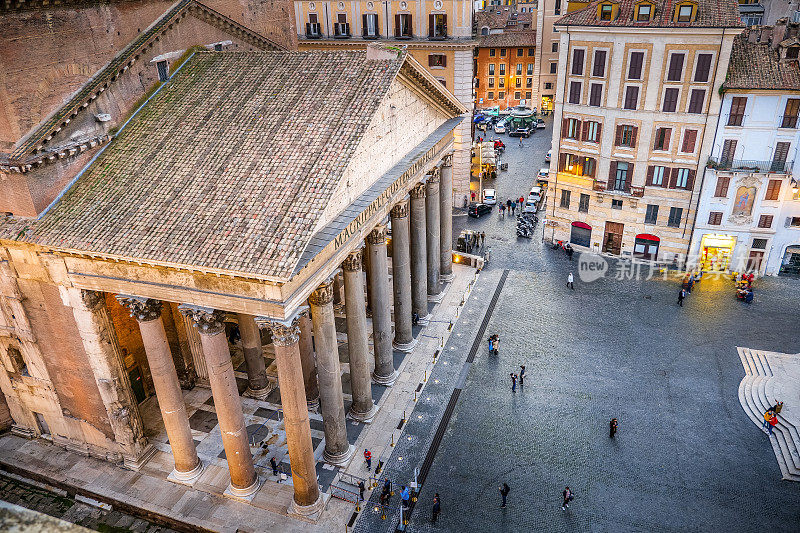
{"left": 224, "top": 478, "right": 261, "bottom": 502}
{"left": 393, "top": 337, "right": 418, "bottom": 353}
{"left": 417, "top": 313, "right": 432, "bottom": 326}
{"left": 323, "top": 443, "right": 356, "bottom": 467}
{"left": 372, "top": 369, "right": 399, "bottom": 387}
{"left": 244, "top": 385, "right": 273, "bottom": 401}
{"left": 440, "top": 271, "right": 455, "bottom": 282}
{"left": 167, "top": 460, "right": 204, "bottom": 486}
{"left": 122, "top": 442, "right": 156, "bottom": 471}
{"left": 348, "top": 403, "right": 380, "bottom": 424}
{"left": 427, "top": 291, "right": 445, "bottom": 303}
{"left": 307, "top": 396, "right": 320, "bottom": 410}
{"left": 288, "top": 493, "right": 328, "bottom": 522}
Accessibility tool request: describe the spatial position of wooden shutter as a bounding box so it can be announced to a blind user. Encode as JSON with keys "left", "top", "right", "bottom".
{"left": 721, "top": 139, "right": 737, "bottom": 163}
{"left": 646, "top": 165, "right": 654, "bottom": 186}
{"left": 608, "top": 161, "right": 617, "bottom": 190}
{"left": 428, "top": 55, "right": 434, "bottom": 67}
{"left": 442, "top": 14, "right": 447, "bottom": 35}
{"left": 614, "top": 125, "right": 623, "bottom": 146}
{"left": 561, "top": 118, "right": 569, "bottom": 138}
{"left": 362, "top": 14, "right": 368, "bottom": 36}
{"left": 662, "top": 128, "right": 671, "bottom": 151}
{"left": 715, "top": 176, "right": 730, "bottom": 197}
{"left": 682, "top": 129, "right": 697, "bottom": 152}
{"left": 668, "top": 167, "right": 678, "bottom": 189}
{"left": 695, "top": 53, "right": 712, "bottom": 82}
{"left": 429, "top": 14, "right": 435, "bottom": 37}
{"left": 582, "top": 121, "right": 590, "bottom": 141}
{"left": 667, "top": 53, "right": 684, "bottom": 81}
{"left": 631, "top": 127, "right": 638, "bottom": 148}
{"left": 629, "top": 51, "right": 644, "bottom": 79}
{"left": 596, "top": 123, "right": 602, "bottom": 142}
{"left": 774, "top": 141, "right": 790, "bottom": 163}
{"left": 395, "top": 14, "right": 401, "bottom": 36}
{"left": 625, "top": 163, "right": 634, "bottom": 192}
{"left": 575, "top": 120, "right": 582, "bottom": 140}
{"left": 442, "top": 54, "right": 447, "bottom": 67}
{"left": 593, "top": 50, "right": 606, "bottom": 77}
{"left": 685, "top": 169, "right": 696, "bottom": 190}
{"left": 559, "top": 152, "right": 567, "bottom": 171}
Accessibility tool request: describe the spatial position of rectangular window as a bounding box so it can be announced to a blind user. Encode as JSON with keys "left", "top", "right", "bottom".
{"left": 765, "top": 179, "right": 782, "bottom": 201}
{"left": 499, "top": 64, "right": 506, "bottom": 75}
{"left": 213, "top": 43, "right": 223, "bottom": 51}
{"left": 645, "top": 204, "right": 659, "bottom": 224}
{"left": 516, "top": 63, "right": 523, "bottom": 76}
{"left": 708, "top": 211, "right": 723, "bottom": 225}
{"left": 489, "top": 64, "right": 495, "bottom": 75}
{"left": 488, "top": 78, "right": 495, "bottom": 88}
{"left": 335, "top": 13, "right": 350, "bottom": 37}
{"left": 515, "top": 78, "right": 521, "bottom": 88}
{"left": 678, "top": 5, "right": 693, "bottom": 21}
{"left": 498, "top": 91, "right": 505, "bottom": 99}
{"left": 675, "top": 168, "right": 690, "bottom": 188}
{"left": 568, "top": 81, "right": 582, "bottom": 104}
{"left": 526, "top": 77, "right": 533, "bottom": 88}
{"left": 688, "top": 89, "right": 705, "bottom": 113}
{"left": 526, "top": 91, "right": 532, "bottom": 100}
{"left": 579, "top": 193, "right": 590, "bottom": 213}
{"left": 560, "top": 189, "right": 571, "bottom": 208}
{"left": 565, "top": 118, "right": 581, "bottom": 139}
{"left": 550, "top": 62, "right": 558, "bottom": 74}
{"left": 752, "top": 238, "right": 768, "bottom": 249}
{"left": 662, "top": 88, "right": 679, "bottom": 112}
{"left": 714, "top": 176, "right": 730, "bottom": 197}
{"left": 515, "top": 91, "right": 521, "bottom": 100}
{"left": 650, "top": 165, "right": 667, "bottom": 186}
{"left": 545, "top": 82, "right": 553, "bottom": 89}
{"left": 781, "top": 98, "right": 800, "bottom": 128}
{"left": 668, "top": 207, "right": 683, "bottom": 227}
{"left": 600, "top": 3, "right": 612, "bottom": 19}
{"left": 518, "top": 48, "right": 524, "bottom": 57}
{"left": 653, "top": 128, "right": 671, "bottom": 151}
{"left": 589, "top": 83, "right": 602, "bottom": 106}
{"left": 667, "top": 53, "right": 685, "bottom": 81}
{"left": 572, "top": 48, "right": 585, "bottom": 75}
{"left": 552, "top": 42, "right": 558, "bottom": 53}
{"left": 614, "top": 161, "right": 629, "bottom": 190}
{"left": 758, "top": 214, "right": 774, "bottom": 228}
{"left": 396, "top": 13, "right": 413, "bottom": 37}
{"left": 617, "top": 124, "right": 636, "bottom": 147}
{"left": 628, "top": 51, "right": 644, "bottom": 80}
{"left": 681, "top": 129, "right": 697, "bottom": 153}
{"left": 728, "top": 96, "right": 747, "bottom": 126}
{"left": 584, "top": 121, "right": 600, "bottom": 142}
{"left": 529, "top": 48, "right": 536, "bottom": 56}
{"left": 624, "top": 86, "right": 639, "bottom": 110}
{"left": 487, "top": 91, "right": 494, "bottom": 100}
{"left": 527, "top": 63, "right": 534, "bottom": 75}
{"left": 156, "top": 60, "right": 169, "bottom": 81}
{"left": 721, "top": 139, "right": 737, "bottom": 164}
{"left": 501, "top": 48, "right": 507, "bottom": 57}
{"left": 694, "top": 53, "right": 713, "bottom": 82}
{"left": 363, "top": 13, "right": 379, "bottom": 37}
{"left": 428, "top": 54, "right": 446, "bottom": 67}
{"left": 611, "top": 199, "right": 623, "bottom": 210}
{"left": 499, "top": 78, "right": 505, "bottom": 88}
{"left": 490, "top": 48, "right": 496, "bottom": 57}
{"left": 592, "top": 50, "right": 607, "bottom": 77}
{"left": 773, "top": 141, "right": 791, "bottom": 171}
{"left": 636, "top": 4, "right": 651, "bottom": 21}
{"left": 429, "top": 13, "right": 447, "bottom": 38}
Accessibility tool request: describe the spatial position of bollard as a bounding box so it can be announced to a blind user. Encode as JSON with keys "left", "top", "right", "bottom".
{"left": 402, "top": 410, "right": 406, "bottom": 424}
{"left": 424, "top": 370, "right": 427, "bottom": 382}
{"left": 414, "top": 390, "right": 417, "bottom": 402}
{"left": 390, "top": 433, "right": 395, "bottom": 447}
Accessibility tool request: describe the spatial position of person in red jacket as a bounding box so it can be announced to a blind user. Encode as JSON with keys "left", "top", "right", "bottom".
{"left": 364, "top": 449, "right": 372, "bottom": 470}
{"left": 768, "top": 413, "right": 778, "bottom": 435}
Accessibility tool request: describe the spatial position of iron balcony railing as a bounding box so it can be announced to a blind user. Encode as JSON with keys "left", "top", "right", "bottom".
{"left": 706, "top": 157, "right": 793, "bottom": 173}
{"left": 592, "top": 180, "right": 644, "bottom": 197}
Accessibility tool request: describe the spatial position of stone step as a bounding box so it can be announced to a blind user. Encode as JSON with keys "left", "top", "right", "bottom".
{"left": 764, "top": 377, "right": 800, "bottom": 471}
{"left": 758, "top": 351, "right": 775, "bottom": 377}
{"left": 738, "top": 377, "right": 762, "bottom": 427}
{"left": 742, "top": 347, "right": 760, "bottom": 377}
{"left": 750, "top": 348, "right": 767, "bottom": 377}
{"left": 738, "top": 347, "right": 753, "bottom": 376}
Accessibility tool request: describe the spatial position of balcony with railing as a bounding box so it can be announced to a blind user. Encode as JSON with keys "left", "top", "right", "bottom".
{"left": 592, "top": 180, "right": 644, "bottom": 197}
{"left": 333, "top": 22, "right": 351, "bottom": 38}
{"left": 706, "top": 157, "right": 793, "bottom": 173}
{"left": 305, "top": 22, "right": 322, "bottom": 38}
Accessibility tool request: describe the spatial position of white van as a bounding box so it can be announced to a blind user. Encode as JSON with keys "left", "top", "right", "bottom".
{"left": 528, "top": 185, "right": 542, "bottom": 203}
{"left": 483, "top": 188, "right": 497, "bottom": 205}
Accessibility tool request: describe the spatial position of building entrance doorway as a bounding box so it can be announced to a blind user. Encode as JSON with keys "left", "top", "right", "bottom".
{"left": 747, "top": 250, "right": 764, "bottom": 272}
{"left": 128, "top": 366, "right": 147, "bottom": 403}
{"left": 779, "top": 245, "right": 800, "bottom": 276}
{"left": 633, "top": 234, "right": 660, "bottom": 260}
{"left": 700, "top": 234, "right": 736, "bottom": 271}
{"left": 603, "top": 222, "right": 623, "bottom": 255}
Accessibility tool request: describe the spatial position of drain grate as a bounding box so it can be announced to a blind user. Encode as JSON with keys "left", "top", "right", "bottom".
{"left": 465, "top": 269, "right": 508, "bottom": 364}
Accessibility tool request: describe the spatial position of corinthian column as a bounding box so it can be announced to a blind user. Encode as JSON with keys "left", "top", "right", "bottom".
{"left": 342, "top": 250, "right": 378, "bottom": 422}
{"left": 237, "top": 313, "right": 270, "bottom": 400}
{"left": 180, "top": 306, "right": 259, "bottom": 500}
{"left": 298, "top": 312, "right": 319, "bottom": 408}
{"left": 439, "top": 154, "right": 454, "bottom": 282}
{"left": 426, "top": 168, "right": 442, "bottom": 299}
{"left": 409, "top": 183, "right": 430, "bottom": 323}
{"left": 366, "top": 225, "right": 398, "bottom": 386}
{"left": 390, "top": 200, "right": 415, "bottom": 352}
{"left": 257, "top": 314, "right": 323, "bottom": 517}
{"left": 309, "top": 281, "right": 354, "bottom": 466}
{"left": 116, "top": 296, "right": 202, "bottom": 484}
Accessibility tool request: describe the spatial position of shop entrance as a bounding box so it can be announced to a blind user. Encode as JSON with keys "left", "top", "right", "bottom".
{"left": 603, "top": 222, "right": 623, "bottom": 255}
{"left": 746, "top": 251, "right": 764, "bottom": 272}
{"left": 540, "top": 95, "right": 553, "bottom": 115}
{"left": 569, "top": 221, "right": 592, "bottom": 248}
{"left": 633, "top": 234, "right": 660, "bottom": 260}
{"left": 700, "top": 234, "right": 736, "bottom": 272}
{"left": 779, "top": 245, "right": 800, "bottom": 276}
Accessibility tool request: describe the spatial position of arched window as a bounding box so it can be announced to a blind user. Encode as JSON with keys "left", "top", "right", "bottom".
{"left": 481, "top": 26, "right": 489, "bottom": 36}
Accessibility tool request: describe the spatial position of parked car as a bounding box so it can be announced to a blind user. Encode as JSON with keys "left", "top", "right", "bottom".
{"left": 528, "top": 185, "right": 542, "bottom": 204}
{"left": 468, "top": 203, "right": 492, "bottom": 218}
{"left": 538, "top": 168, "right": 549, "bottom": 181}
{"left": 545, "top": 149, "right": 552, "bottom": 162}
{"left": 536, "top": 118, "right": 546, "bottom": 129}
{"left": 483, "top": 188, "right": 497, "bottom": 205}
{"left": 522, "top": 200, "right": 538, "bottom": 214}
{"left": 493, "top": 120, "right": 506, "bottom": 134}
{"left": 509, "top": 127, "right": 531, "bottom": 138}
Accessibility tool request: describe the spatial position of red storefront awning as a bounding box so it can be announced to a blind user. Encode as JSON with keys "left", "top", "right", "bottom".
{"left": 636, "top": 233, "right": 660, "bottom": 242}
{"left": 571, "top": 221, "right": 591, "bottom": 230}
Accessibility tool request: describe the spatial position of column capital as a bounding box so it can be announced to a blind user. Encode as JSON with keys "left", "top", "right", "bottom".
{"left": 82, "top": 289, "right": 104, "bottom": 310}
{"left": 409, "top": 183, "right": 426, "bottom": 199}
{"left": 178, "top": 305, "right": 226, "bottom": 336}
{"left": 427, "top": 167, "right": 440, "bottom": 184}
{"left": 442, "top": 152, "right": 453, "bottom": 168}
{"left": 308, "top": 280, "right": 334, "bottom": 306}
{"left": 390, "top": 199, "right": 410, "bottom": 219}
{"left": 341, "top": 249, "right": 363, "bottom": 272}
{"left": 366, "top": 224, "right": 387, "bottom": 245}
{"left": 116, "top": 295, "right": 162, "bottom": 322}
{"left": 257, "top": 316, "right": 301, "bottom": 346}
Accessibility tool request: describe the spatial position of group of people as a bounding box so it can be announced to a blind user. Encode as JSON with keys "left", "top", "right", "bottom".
{"left": 509, "top": 365, "right": 525, "bottom": 392}
{"left": 488, "top": 334, "right": 500, "bottom": 355}
{"left": 677, "top": 271, "right": 702, "bottom": 306}
{"left": 499, "top": 196, "right": 527, "bottom": 217}
{"left": 497, "top": 482, "right": 575, "bottom": 511}
{"left": 763, "top": 401, "right": 784, "bottom": 435}
{"left": 734, "top": 271, "right": 755, "bottom": 303}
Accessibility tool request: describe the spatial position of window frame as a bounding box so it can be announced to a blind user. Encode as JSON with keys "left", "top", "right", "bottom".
{"left": 666, "top": 52, "right": 685, "bottom": 82}
{"left": 623, "top": 85, "right": 640, "bottom": 110}
{"left": 592, "top": 50, "right": 607, "bottom": 77}
{"left": 628, "top": 51, "right": 645, "bottom": 80}
{"left": 662, "top": 87, "right": 679, "bottom": 112}
{"left": 568, "top": 81, "right": 582, "bottom": 104}
{"left": 714, "top": 176, "right": 730, "bottom": 197}
{"left": 708, "top": 211, "right": 723, "bottom": 225}
{"left": 600, "top": 3, "right": 613, "bottom": 20}
{"left": 687, "top": 89, "right": 706, "bottom": 114}
{"left": 560, "top": 188, "right": 572, "bottom": 208}
{"left": 668, "top": 207, "right": 683, "bottom": 228}
{"left": 758, "top": 214, "right": 774, "bottom": 228}
{"left": 636, "top": 3, "right": 652, "bottom": 21}
{"left": 644, "top": 204, "right": 659, "bottom": 225}
{"left": 578, "top": 193, "right": 590, "bottom": 213}
{"left": 694, "top": 53, "right": 713, "bottom": 83}
{"left": 571, "top": 48, "right": 586, "bottom": 76}
{"left": 589, "top": 83, "right": 603, "bottom": 107}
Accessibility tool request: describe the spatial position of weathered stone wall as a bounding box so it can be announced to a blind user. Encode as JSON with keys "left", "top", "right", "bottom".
{"left": 104, "top": 293, "right": 154, "bottom": 398}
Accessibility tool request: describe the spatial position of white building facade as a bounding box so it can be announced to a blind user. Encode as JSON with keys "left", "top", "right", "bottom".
{"left": 689, "top": 24, "right": 800, "bottom": 276}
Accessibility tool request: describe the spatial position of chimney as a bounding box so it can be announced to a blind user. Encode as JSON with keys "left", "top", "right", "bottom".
{"left": 366, "top": 42, "right": 403, "bottom": 61}
{"left": 747, "top": 28, "right": 760, "bottom": 43}
{"left": 772, "top": 18, "right": 788, "bottom": 49}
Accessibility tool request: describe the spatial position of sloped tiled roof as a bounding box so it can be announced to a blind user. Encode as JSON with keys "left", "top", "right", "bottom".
{"left": 555, "top": 0, "right": 742, "bottom": 28}
{"left": 19, "top": 51, "right": 407, "bottom": 281}
{"left": 725, "top": 29, "right": 800, "bottom": 90}
{"left": 476, "top": 10, "right": 533, "bottom": 30}
{"left": 478, "top": 31, "right": 537, "bottom": 48}
{"left": 8, "top": 0, "right": 283, "bottom": 163}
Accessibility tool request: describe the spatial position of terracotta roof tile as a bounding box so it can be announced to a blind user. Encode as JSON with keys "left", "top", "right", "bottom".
{"left": 478, "top": 31, "right": 537, "bottom": 48}
{"left": 18, "top": 50, "right": 404, "bottom": 280}
{"left": 724, "top": 28, "right": 800, "bottom": 91}
{"left": 555, "top": 0, "right": 742, "bottom": 28}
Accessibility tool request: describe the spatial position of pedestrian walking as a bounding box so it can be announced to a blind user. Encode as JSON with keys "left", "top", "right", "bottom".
{"left": 519, "top": 196, "right": 525, "bottom": 208}
{"left": 499, "top": 483, "right": 510, "bottom": 508}
{"left": 678, "top": 288, "right": 686, "bottom": 307}
{"left": 382, "top": 478, "right": 392, "bottom": 504}
{"left": 510, "top": 373, "right": 518, "bottom": 392}
{"left": 519, "top": 137, "right": 523, "bottom": 148}
{"left": 488, "top": 336, "right": 494, "bottom": 353}
{"left": 401, "top": 486, "right": 410, "bottom": 509}
{"left": 471, "top": 191, "right": 476, "bottom": 202}
{"left": 567, "top": 272, "right": 575, "bottom": 290}
{"left": 506, "top": 198, "right": 512, "bottom": 211}
{"left": 774, "top": 401, "right": 784, "bottom": 414}
{"left": 500, "top": 204, "right": 506, "bottom": 218}
{"left": 687, "top": 276, "right": 694, "bottom": 293}
{"left": 562, "top": 487, "right": 573, "bottom": 510}
{"left": 769, "top": 413, "right": 778, "bottom": 434}
{"left": 565, "top": 243, "right": 574, "bottom": 261}
{"left": 519, "top": 365, "right": 525, "bottom": 386}
{"left": 609, "top": 418, "right": 618, "bottom": 438}
{"left": 364, "top": 448, "right": 372, "bottom": 471}
{"left": 358, "top": 481, "right": 365, "bottom": 501}
{"left": 431, "top": 493, "right": 441, "bottom": 523}
{"left": 492, "top": 334, "right": 500, "bottom": 355}
{"left": 270, "top": 457, "right": 279, "bottom": 476}
{"left": 481, "top": 232, "right": 486, "bottom": 247}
